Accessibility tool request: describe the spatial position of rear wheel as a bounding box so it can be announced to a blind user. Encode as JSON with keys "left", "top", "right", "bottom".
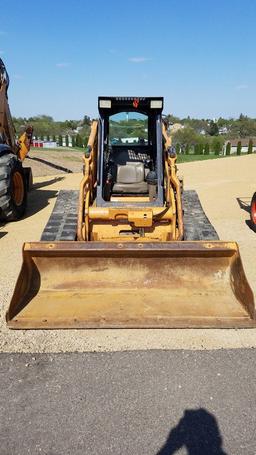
{"left": 250, "top": 192, "right": 256, "bottom": 232}
{"left": 0, "top": 153, "right": 27, "bottom": 221}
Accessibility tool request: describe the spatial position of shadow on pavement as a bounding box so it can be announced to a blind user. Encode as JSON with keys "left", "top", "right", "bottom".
{"left": 0, "top": 178, "right": 63, "bottom": 224}
{"left": 32, "top": 176, "right": 64, "bottom": 190}
{"left": 24, "top": 188, "right": 58, "bottom": 218}
{"left": 156, "top": 408, "right": 227, "bottom": 455}
{"left": 27, "top": 156, "right": 73, "bottom": 173}
{"left": 0, "top": 229, "right": 7, "bottom": 239}
{"left": 236, "top": 197, "right": 255, "bottom": 232}
{"left": 236, "top": 196, "right": 251, "bottom": 213}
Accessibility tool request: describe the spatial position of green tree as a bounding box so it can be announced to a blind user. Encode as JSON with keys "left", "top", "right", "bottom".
{"left": 165, "top": 114, "right": 181, "bottom": 125}
{"left": 185, "top": 144, "right": 190, "bottom": 155}
{"left": 58, "top": 135, "right": 63, "bottom": 147}
{"left": 76, "top": 134, "right": 83, "bottom": 148}
{"left": 198, "top": 143, "right": 204, "bottom": 155}
{"left": 172, "top": 127, "right": 198, "bottom": 148}
{"left": 237, "top": 141, "right": 242, "bottom": 155}
{"left": 194, "top": 143, "right": 200, "bottom": 154}
{"left": 65, "top": 135, "right": 69, "bottom": 147}
{"left": 52, "top": 135, "right": 56, "bottom": 143}
{"left": 175, "top": 143, "right": 181, "bottom": 154}
{"left": 213, "top": 140, "right": 221, "bottom": 155}
{"left": 207, "top": 120, "right": 219, "bottom": 136}
{"left": 82, "top": 115, "right": 91, "bottom": 126}
{"left": 204, "top": 143, "right": 210, "bottom": 155}
{"left": 226, "top": 142, "right": 231, "bottom": 156}
{"left": 248, "top": 139, "right": 253, "bottom": 154}
{"left": 72, "top": 136, "right": 76, "bottom": 147}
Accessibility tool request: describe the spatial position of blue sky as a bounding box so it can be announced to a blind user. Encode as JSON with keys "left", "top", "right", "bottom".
{"left": 0, "top": 0, "right": 256, "bottom": 120}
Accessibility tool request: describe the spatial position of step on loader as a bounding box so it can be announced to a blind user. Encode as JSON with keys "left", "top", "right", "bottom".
{"left": 6, "top": 97, "right": 255, "bottom": 328}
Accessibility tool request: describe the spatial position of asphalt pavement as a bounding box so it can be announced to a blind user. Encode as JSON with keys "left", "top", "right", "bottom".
{"left": 1, "top": 349, "right": 256, "bottom": 455}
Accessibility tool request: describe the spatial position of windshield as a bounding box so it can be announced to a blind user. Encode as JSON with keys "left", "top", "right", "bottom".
{"left": 109, "top": 111, "right": 148, "bottom": 145}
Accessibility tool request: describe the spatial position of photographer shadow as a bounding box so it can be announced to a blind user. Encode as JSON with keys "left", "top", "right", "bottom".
{"left": 157, "top": 408, "right": 227, "bottom": 455}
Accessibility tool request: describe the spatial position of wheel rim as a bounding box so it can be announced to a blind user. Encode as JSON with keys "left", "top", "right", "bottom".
{"left": 251, "top": 199, "right": 256, "bottom": 224}
{"left": 12, "top": 172, "right": 24, "bottom": 206}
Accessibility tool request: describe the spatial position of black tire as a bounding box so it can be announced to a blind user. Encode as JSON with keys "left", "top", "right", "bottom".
{"left": 23, "top": 166, "right": 33, "bottom": 191}
{"left": 250, "top": 192, "right": 256, "bottom": 232}
{"left": 0, "top": 153, "right": 27, "bottom": 221}
{"left": 41, "top": 190, "right": 79, "bottom": 241}
{"left": 183, "top": 190, "right": 219, "bottom": 240}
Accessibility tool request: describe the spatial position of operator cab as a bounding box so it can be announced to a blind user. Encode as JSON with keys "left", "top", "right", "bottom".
{"left": 96, "top": 97, "right": 164, "bottom": 207}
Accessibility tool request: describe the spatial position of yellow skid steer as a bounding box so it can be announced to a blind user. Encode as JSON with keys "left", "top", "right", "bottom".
{"left": 6, "top": 97, "right": 255, "bottom": 328}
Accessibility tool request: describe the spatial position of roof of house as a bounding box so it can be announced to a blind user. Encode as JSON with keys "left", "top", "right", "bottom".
{"left": 226, "top": 138, "right": 256, "bottom": 146}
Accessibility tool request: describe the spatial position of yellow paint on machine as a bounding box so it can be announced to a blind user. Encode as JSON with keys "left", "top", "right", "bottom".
{"left": 6, "top": 241, "right": 255, "bottom": 329}
{"left": 5, "top": 97, "right": 256, "bottom": 329}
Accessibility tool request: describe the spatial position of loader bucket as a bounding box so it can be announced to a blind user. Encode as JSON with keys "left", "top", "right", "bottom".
{"left": 6, "top": 241, "right": 255, "bottom": 329}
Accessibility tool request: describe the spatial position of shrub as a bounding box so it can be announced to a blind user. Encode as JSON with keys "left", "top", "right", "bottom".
{"left": 204, "top": 143, "right": 210, "bottom": 155}
{"left": 198, "top": 143, "right": 204, "bottom": 155}
{"left": 237, "top": 141, "right": 242, "bottom": 155}
{"left": 226, "top": 142, "right": 231, "bottom": 156}
{"left": 194, "top": 143, "right": 200, "bottom": 154}
{"left": 213, "top": 140, "right": 221, "bottom": 156}
{"left": 76, "top": 134, "right": 83, "bottom": 148}
{"left": 248, "top": 139, "right": 253, "bottom": 154}
{"left": 176, "top": 143, "right": 181, "bottom": 154}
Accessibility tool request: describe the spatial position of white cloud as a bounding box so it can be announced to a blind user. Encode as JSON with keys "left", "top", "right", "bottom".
{"left": 128, "top": 57, "right": 151, "bottom": 63}
{"left": 235, "top": 84, "right": 248, "bottom": 90}
{"left": 56, "top": 62, "right": 70, "bottom": 68}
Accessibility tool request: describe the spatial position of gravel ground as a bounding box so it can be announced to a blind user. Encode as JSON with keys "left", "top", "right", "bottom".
{"left": 0, "top": 151, "right": 256, "bottom": 353}
{"left": 26, "top": 148, "right": 84, "bottom": 175}
{"left": 1, "top": 349, "right": 256, "bottom": 455}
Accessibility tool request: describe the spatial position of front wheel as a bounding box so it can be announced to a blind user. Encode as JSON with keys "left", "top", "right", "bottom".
{"left": 250, "top": 192, "right": 256, "bottom": 232}
{"left": 0, "top": 153, "right": 27, "bottom": 221}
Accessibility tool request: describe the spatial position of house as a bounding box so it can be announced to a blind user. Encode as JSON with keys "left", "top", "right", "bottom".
{"left": 224, "top": 138, "right": 256, "bottom": 154}
{"left": 219, "top": 126, "right": 229, "bottom": 135}
{"left": 169, "top": 123, "right": 184, "bottom": 135}
{"left": 32, "top": 140, "right": 57, "bottom": 148}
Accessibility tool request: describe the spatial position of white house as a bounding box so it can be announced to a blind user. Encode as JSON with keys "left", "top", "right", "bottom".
{"left": 224, "top": 138, "right": 256, "bottom": 154}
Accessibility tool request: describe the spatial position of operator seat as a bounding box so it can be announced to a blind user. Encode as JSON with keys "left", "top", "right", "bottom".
{"left": 112, "top": 162, "right": 149, "bottom": 193}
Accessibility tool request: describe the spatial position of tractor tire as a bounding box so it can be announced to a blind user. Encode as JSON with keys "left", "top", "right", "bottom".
{"left": 183, "top": 190, "right": 219, "bottom": 240}
{"left": 0, "top": 153, "right": 27, "bottom": 221}
{"left": 250, "top": 192, "right": 256, "bottom": 232}
{"left": 23, "top": 166, "right": 33, "bottom": 191}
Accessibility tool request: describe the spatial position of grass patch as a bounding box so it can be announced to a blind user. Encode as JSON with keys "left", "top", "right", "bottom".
{"left": 30, "top": 146, "right": 84, "bottom": 153}
{"left": 177, "top": 154, "right": 226, "bottom": 163}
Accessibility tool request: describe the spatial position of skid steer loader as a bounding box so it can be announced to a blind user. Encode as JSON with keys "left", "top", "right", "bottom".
{"left": 0, "top": 58, "right": 33, "bottom": 221}
{"left": 6, "top": 97, "right": 255, "bottom": 328}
